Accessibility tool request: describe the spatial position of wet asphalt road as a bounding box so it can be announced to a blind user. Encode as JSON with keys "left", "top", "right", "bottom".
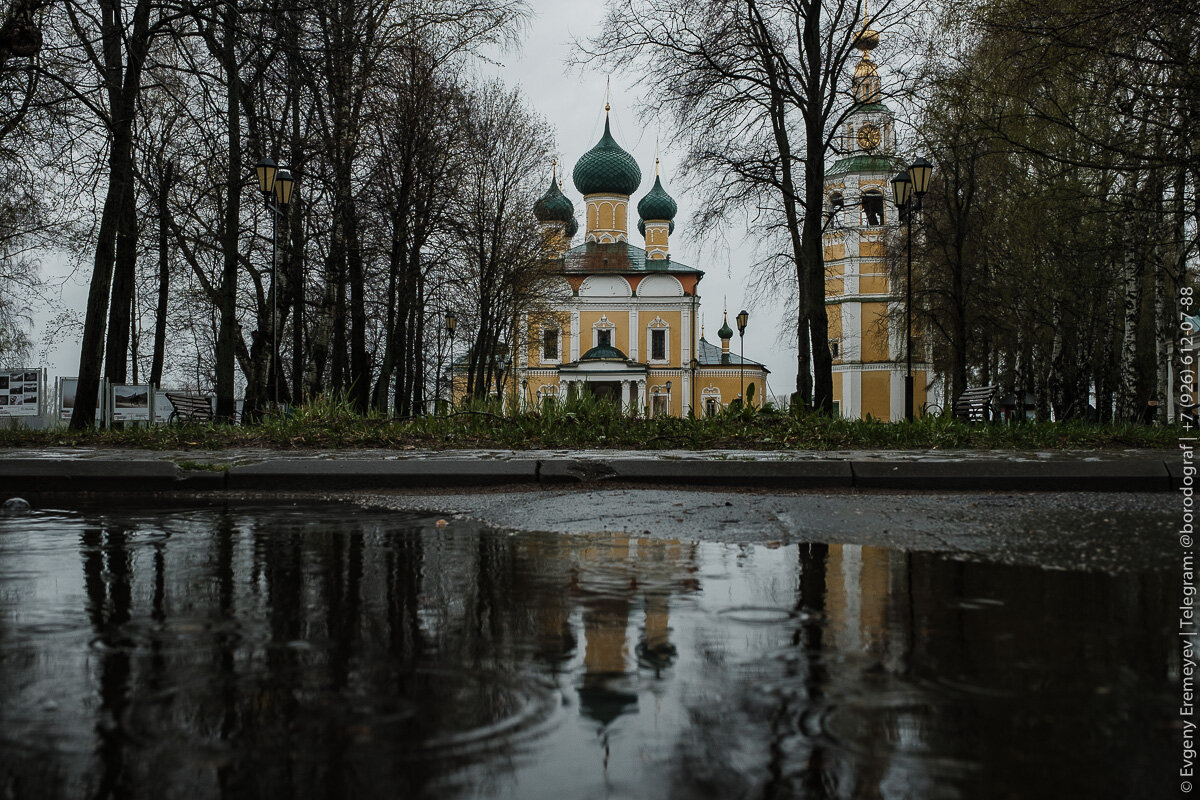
{"left": 361, "top": 488, "right": 1177, "bottom": 574}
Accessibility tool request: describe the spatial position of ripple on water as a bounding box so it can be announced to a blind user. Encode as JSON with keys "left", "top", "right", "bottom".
{"left": 716, "top": 606, "right": 815, "bottom": 624}
{"left": 114, "top": 665, "right": 562, "bottom": 765}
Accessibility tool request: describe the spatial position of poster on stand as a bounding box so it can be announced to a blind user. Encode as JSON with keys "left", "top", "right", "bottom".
{"left": 154, "top": 391, "right": 173, "bottom": 424}
{"left": 0, "top": 369, "right": 42, "bottom": 416}
{"left": 59, "top": 377, "right": 105, "bottom": 422}
{"left": 111, "top": 384, "right": 152, "bottom": 422}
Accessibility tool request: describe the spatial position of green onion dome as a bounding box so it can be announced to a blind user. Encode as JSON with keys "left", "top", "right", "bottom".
{"left": 565, "top": 216, "right": 578, "bottom": 238}
{"left": 718, "top": 318, "right": 734, "bottom": 340}
{"left": 579, "top": 344, "right": 628, "bottom": 362}
{"left": 533, "top": 177, "right": 575, "bottom": 223}
{"left": 638, "top": 219, "right": 674, "bottom": 237}
{"left": 637, "top": 175, "right": 678, "bottom": 222}
{"left": 573, "top": 118, "right": 642, "bottom": 197}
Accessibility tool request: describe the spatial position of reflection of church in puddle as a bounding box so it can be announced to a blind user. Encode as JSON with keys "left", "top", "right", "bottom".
{"left": 528, "top": 535, "right": 692, "bottom": 732}
{"left": 519, "top": 105, "right": 769, "bottom": 415}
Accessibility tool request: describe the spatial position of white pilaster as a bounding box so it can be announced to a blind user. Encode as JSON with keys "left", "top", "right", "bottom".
{"left": 629, "top": 308, "right": 639, "bottom": 360}
{"left": 570, "top": 310, "right": 580, "bottom": 362}
{"left": 637, "top": 380, "right": 646, "bottom": 416}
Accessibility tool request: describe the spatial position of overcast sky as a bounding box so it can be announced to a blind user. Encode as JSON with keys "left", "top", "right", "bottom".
{"left": 479, "top": 1, "right": 798, "bottom": 397}
{"left": 33, "top": 0, "right": 798, "bottom": 400}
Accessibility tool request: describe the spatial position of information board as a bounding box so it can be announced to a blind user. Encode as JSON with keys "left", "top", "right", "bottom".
{"left": 111, "top": 384, "right": 152, "bottom": 422}
{"left": 59, "top": 377, "right": 105, "bottom": 422}
{"left": 0, "top": 369, "right": 41, "bottom": 416}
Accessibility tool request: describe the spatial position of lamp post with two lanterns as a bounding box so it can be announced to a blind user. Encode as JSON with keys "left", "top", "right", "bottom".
{"left": 253, "top": 158, "right": 295, "bottom": 411}
{"left": 890, "top": 157, "right": 933, "bottom": 422}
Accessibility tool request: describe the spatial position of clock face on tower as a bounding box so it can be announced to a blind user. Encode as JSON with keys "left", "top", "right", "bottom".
{"left": 856, "top": 123, "right": 882, "bottom": 152}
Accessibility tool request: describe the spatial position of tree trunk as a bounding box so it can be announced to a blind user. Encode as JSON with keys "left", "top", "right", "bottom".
{"left": 214, "top": 0, "right": 241, "bottom": 422}
{"left": 149, "top": 159, "right": 173, "bottom": 389}
{"left": 70, "top": 0, "right": 152, "bottom": 429}
{"left": 105, "top": 173, "right": 138, "bottom": 386}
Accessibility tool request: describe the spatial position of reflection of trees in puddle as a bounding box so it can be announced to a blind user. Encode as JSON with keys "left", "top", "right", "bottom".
{"left": 0, "top": 512, "right": 1178, "bottom": 799}
{"left": 666, "top": 544, "right": 1177, "bottom": 799}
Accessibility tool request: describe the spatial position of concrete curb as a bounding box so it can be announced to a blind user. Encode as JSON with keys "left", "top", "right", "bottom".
{"left": 0, "top": 455, "right": 1181, "bottom": 494}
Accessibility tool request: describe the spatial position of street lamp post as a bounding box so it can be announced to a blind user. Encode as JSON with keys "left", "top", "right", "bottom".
{"left": 736, "top": 309, "right": 749, "bottom": 408}
{"left": 891, "top": 157, "right": 932, "bottom": 422}
{"left": 445, "top": 311, "right": 456, "bottom": 411}
{"left": 253, "top": 157, "right": 294, "bottom": 412}
{"left": 665, "top": 380, "right": 672, "bottom": 417}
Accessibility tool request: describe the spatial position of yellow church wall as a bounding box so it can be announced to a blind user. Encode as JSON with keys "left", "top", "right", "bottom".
{"left": 827, "top": 305, "right": 842, "bottom": 343}
{"left": 833, "top": 374, "right": 843, "bottom": 404}
{"left": 914, "top": 370, "right": 929, "bottom": 416}
{"left": 859, "top": 275, "right": 890, "bottom": 295}
{"left": 580, "top": 310, "right": 627, "bottom": 354}
{"left": 826, "top": 278, "right": 845, "bottom": 297}
{"left": 860, "top": 302, "right": 890, "bottom": 362}
{"left": 824, "top": 244, "right": 845, "bottom": 261}
{"left": 639, "top": 310, "right": 682, "bottom": 366}
{"left": 861, "top": 370, "right": 891, "bottom": 420}
{"left": 694, "top": 371, "right": 768, "bottom": 411}
{"left": 859, "top": 240, "right": 887, "bottom": 258}
{"left": 616, "top": 203, "right": 627, "bottom": 232}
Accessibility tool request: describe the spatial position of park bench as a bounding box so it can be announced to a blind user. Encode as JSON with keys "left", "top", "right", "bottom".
{"left": 953, "top": 385, "right": 1000, "bottom": 423}
{"left": 164, "top": 392, "right": 213, "bottom": 424}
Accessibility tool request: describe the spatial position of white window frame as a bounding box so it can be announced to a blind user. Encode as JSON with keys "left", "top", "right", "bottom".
{"left": 861, "top": 189, "right": 886, "bottom": 227}
{"left": 592, "top": 314, "right": 617, "bottom": 349}
{"left": 540, "top": 325, "right": 561, "bottom": 364}
{"left": 650, "top": 386, "right": 670, "bottom": 417}
{"left": 701, "top": 385, "right": 722, "bottom": 417}
{"left": 646, "top": 316, "right": 670, "bottom": 365}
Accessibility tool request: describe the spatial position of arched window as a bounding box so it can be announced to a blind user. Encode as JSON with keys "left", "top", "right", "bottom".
{"left": 828, "top": 192, "right": 844, "bottom": 227}
{"left": 861, "top": 190, "right": 885, "bottom": 227}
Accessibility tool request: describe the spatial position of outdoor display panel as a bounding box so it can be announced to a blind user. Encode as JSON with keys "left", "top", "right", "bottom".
{"left": 111, "top": 384, "right": 152, "bottom": 422}
{"left": 59, "top": 377, "right": 105, "bottom": 421}
{"left": 0, "top": 369, "right": 42, "bottom": 416}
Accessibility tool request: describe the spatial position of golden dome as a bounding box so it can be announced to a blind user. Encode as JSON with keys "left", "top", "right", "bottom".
{"left": 854, "top": 51, "right": 878, "bottom": 78}
{"left": 854, "top": 25, "right": 879, "bottom": 51}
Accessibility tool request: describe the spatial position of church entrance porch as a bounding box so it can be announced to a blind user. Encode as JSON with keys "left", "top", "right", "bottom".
{"left": 585, "top": 381, "right": 623, "bottom": 405}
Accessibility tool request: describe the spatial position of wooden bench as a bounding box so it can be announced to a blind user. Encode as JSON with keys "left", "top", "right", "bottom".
{"left": 164, "top": 392, "right": 213, "bottom": 424}
{"left": 953, "top": 385, "right": 1000, "bottom": 423}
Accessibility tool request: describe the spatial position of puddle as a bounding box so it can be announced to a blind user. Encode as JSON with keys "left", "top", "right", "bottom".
{"left": 0, "top": 506, "right": 1180, "bottom": 798}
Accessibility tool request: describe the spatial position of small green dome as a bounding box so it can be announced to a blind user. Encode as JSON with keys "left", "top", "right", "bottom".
{"left": 564, "top": 216, "right": 578, "bottom": 238}
{"left": 718, "top": 317, "right": 734, "bottom": 340}
{"left": 579, "top": 344, "right": 628, "bottom": 362}
{"left": 573, "top": 118, "right": 641, "bottom": 196}
{"left": 638, "top": 218, "right": 674, "bottom": 237}
{"left": 533, "top": 177, "right": 574, "bottom": 223}
{"left": 637, "top": 175, "right": 677, "bottom": 221}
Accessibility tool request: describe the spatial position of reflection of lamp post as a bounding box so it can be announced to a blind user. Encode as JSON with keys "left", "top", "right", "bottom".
{"left": 253, "top": 157, "right": 294, "bottom": 411}
{"left": 445, "top": 311, "right": 457, "bottom": 409}
{"left": 891, "top": 157, "right": 932, "bottom": 422}
{"left": 736, "top": 309, "right": 749, "bottom": 408}
{"left": 665, "top": 380, "right": 672, "bottom": 417}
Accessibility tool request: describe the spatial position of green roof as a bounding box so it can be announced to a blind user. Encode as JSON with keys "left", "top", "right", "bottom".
{"left": 827, "top": 154, "right": 899, "bottom": 177}
{"left": 573, "top": 118, "right": 642, "bottom": 196}
{"left": 853, "top": 102, "right": 891, "bottom": 114}
{"left": 636, "top": 175, "right": 678, "bottom": 221}
{"left": 579, "top": 344, "right": 628, "bottom": 362}
{"left": 561, "top": 241, "right": 702, "bottom": 275}
{"left": 533, "top": 177, "right": 574, "bottom": 223}
{"left": 696, "top": 337, "right": 767, "bottom": 369}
